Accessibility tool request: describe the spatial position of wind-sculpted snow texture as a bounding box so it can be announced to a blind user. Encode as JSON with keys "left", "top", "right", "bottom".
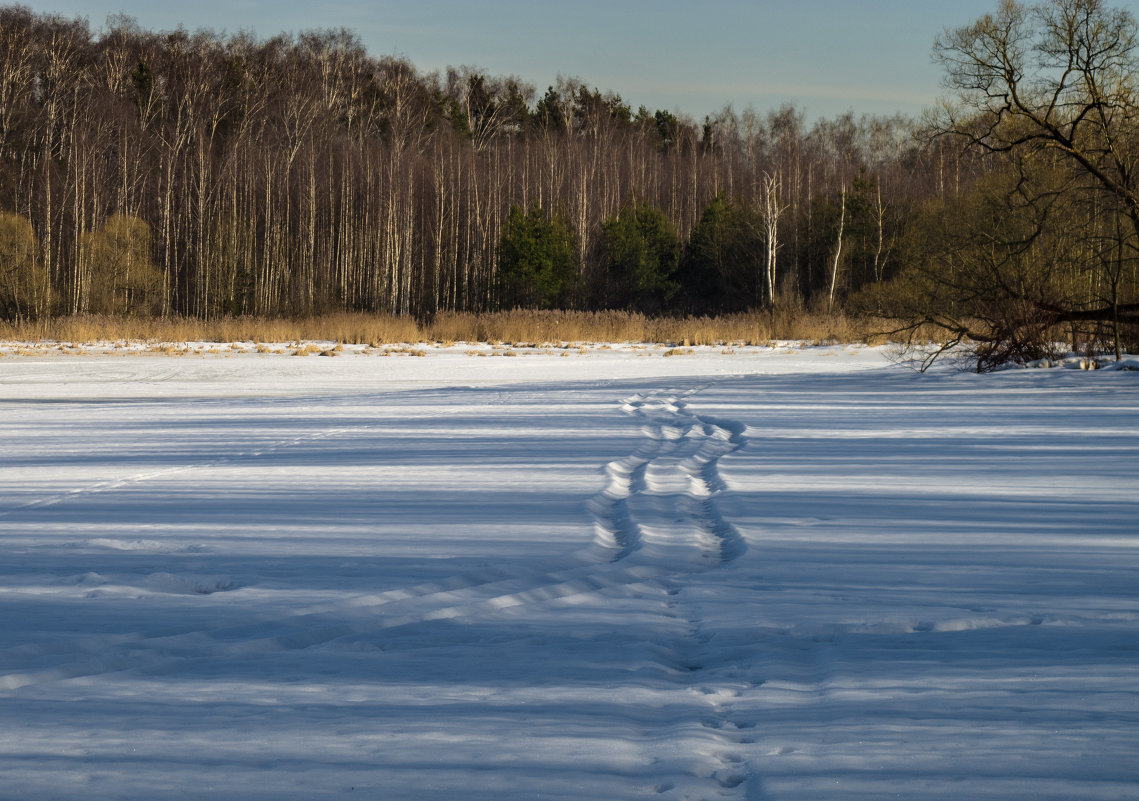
{"left": 0, "top": 347, "right": 1137, "bottom": 801}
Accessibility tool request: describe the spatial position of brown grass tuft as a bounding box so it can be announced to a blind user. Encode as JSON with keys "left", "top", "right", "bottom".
{"left": 0, "top": 309, "right": 910, "bottom": 349}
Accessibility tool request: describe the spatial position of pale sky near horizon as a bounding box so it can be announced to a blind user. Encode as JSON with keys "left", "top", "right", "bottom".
{"left": 19, "top": 0, "right": 1139, "bottom": 122}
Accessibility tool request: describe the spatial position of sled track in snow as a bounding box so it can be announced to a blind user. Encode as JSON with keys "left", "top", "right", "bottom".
{"left": 589, "top": 389, "right": 748, "bottom": 567}
{"left": 588, "top": 388, "right": 756, "bottom": 798}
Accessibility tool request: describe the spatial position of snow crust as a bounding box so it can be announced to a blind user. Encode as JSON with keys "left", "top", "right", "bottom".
{"left": 1, "top": 343, "right": 1136, "bottom": 800}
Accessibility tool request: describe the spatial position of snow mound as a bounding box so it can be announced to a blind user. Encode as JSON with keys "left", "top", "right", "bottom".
{"left": 143, "top": 572, "right": 238, "bottom": 595}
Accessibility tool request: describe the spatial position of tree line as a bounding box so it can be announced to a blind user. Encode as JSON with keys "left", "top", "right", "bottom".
{"left": 0, "top": 0, "right": 1136, "bottom": 368}
{"left": 0, "top": 4, "right": 952, "bottom": 318}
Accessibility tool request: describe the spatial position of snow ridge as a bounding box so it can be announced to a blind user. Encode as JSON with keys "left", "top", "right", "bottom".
{"left": 0, "top": 559, "right": 671, "bottom": 691}
{"left": 0, "top": 423, "right": 360, "bottom": 521}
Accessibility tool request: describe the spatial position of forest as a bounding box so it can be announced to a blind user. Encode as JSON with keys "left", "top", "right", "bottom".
{"left": 0, "top": 0, "right": 1137, "bottom": 367}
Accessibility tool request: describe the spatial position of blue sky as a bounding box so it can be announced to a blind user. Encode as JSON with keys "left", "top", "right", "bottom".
{"left": 22, "top": 0, "right": 1126, "bottom": 121}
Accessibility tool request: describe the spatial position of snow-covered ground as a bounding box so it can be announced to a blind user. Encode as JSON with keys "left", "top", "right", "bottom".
{"left": 1, "top": 344, "right": 1136, "bottom": 800}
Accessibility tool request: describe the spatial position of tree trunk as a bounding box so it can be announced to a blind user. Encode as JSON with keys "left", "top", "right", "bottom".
{"left": 828, "top": 184, "right": 845, "bottom": 312}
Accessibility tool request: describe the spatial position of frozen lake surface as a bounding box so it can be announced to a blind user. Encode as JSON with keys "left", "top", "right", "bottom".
{"left": 1, "top": 344, "right": 1137, "bottom": 800}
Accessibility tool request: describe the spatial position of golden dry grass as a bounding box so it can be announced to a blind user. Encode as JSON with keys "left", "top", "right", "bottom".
{"left": 426, "top": 309, "right": 899, "bottom": 346}
{"left": 0, "top": 313, "right": 419, "bottom": 346}
{"left": 0, "top": 310, "right": 914, "bottom": 347}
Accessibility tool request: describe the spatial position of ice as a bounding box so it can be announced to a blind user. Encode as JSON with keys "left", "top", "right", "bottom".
{"left": 0, "top": 343, "right": 1136, "bottom": 800}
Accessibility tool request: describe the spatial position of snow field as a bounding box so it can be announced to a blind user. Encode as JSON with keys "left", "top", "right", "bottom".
{"left": 0, "top": 345, "right": 1136, "bottom": 800}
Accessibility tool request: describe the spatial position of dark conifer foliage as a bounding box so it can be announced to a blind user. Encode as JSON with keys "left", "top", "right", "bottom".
{"left": 496, "top": 204, "right": 577, "bottom": 310}
{"left": 678, "top": 194, "right": 764, "bottom": 314}
{"left": 598, "top": 203, "right": 680, "bottom": 313}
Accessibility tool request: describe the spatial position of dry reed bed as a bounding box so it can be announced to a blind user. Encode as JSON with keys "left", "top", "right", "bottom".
{"left": 0, "top": 310, "right": 909, "bottom": 349}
